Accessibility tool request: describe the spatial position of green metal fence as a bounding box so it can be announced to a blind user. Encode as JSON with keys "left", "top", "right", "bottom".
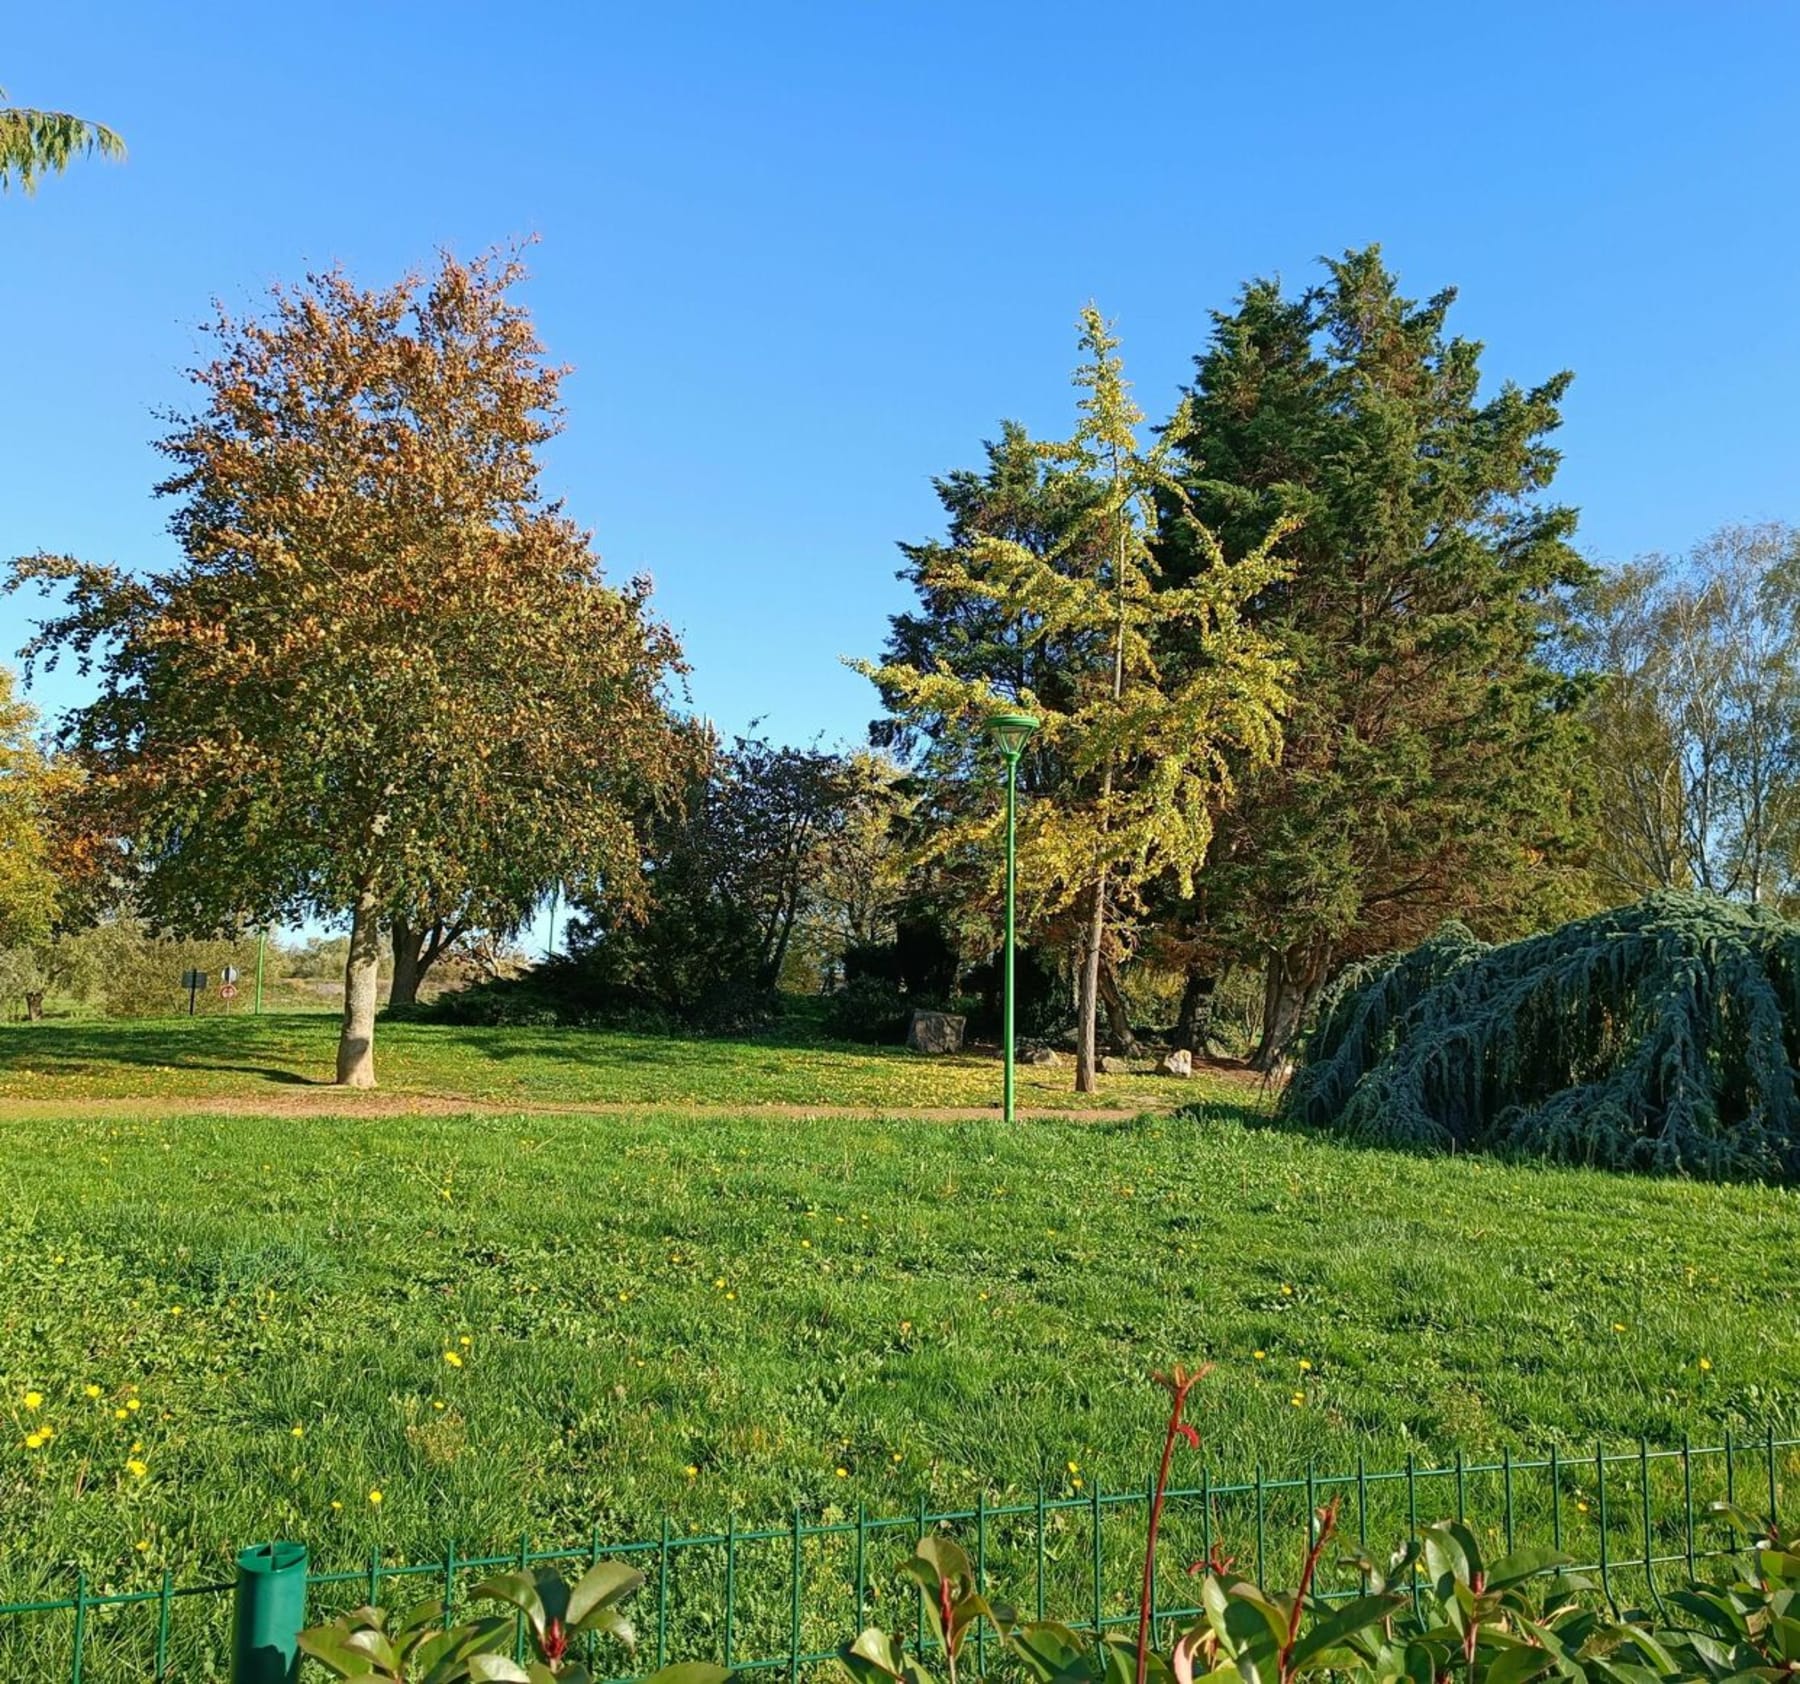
{"left": 2, "top": 1431, "right": 1794, "bottom": 1683}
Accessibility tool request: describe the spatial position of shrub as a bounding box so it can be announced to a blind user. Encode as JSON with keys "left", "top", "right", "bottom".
{"left": 1283, "top": 891, "right": 1800, "bottom": 1182}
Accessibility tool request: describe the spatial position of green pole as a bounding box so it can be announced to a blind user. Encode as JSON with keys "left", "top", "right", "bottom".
{"left": 1003, "top": 747, "right": 1019, "bottom": 1125}
{"left": 254, "top": 929, "right": 266, "bottom": 1016}
{"left": 231, "top": 1541, "right": 308, "bottom": 1684}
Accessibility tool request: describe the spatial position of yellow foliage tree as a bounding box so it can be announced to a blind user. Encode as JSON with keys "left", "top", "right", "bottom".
{"left": 863, "top": 309, "right": 1295, "bottom": 1091}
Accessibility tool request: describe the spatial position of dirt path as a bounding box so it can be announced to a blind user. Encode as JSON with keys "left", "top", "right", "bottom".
{"left": 0, "top": 1090, "right": 1179, "bottom": 1123}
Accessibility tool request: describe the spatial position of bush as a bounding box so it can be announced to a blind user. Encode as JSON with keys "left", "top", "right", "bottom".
{"left": 1284, "top": 891, "right": 1800, "bottom": 1181}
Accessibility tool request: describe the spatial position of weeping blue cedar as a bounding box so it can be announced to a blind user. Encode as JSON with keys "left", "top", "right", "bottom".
{"left": 1283, "top": 892, "right": 1800, "bottom": 1182}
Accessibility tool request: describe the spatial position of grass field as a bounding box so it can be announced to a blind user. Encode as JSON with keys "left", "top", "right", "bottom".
{"left": 3, "top": 1101, "right": 1797, "bottom": 1616}
{"left": 0, "top": 1010, "right": 1219, "bottom": 1113}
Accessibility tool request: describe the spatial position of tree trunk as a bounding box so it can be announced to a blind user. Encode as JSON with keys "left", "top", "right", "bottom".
{"left": 1099, "top": 957, "right": 1136, "bottom": 1053}
{"left": 389, "top": 919, "right": 426, "bottom": 1010}
{"left": 1173, "top": 967, "right": 1217, "bottom": 1053}
{"left": 1075, "top": 876, "right": 1107, "bottom": 1093}
{"left": 337, "top": 890, "right": 382, "bottom": 1087}
{"left": 24, "top": 990, "right": 45, "bottom": 1022}
{"left": 1251, "top": 942, "right": 1330, "bottom": 1072}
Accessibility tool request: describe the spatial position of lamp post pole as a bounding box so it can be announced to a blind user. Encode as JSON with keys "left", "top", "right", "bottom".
{"left": 1003, "top": 744, "right": 1021, "bottom": 1124}
{"left": 985, "top": 711, "right": 1040, "bottom": 1124}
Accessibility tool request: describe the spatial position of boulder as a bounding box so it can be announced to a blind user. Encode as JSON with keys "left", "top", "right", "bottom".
{"left": 1099, "top": 1054, "right": 1134, "bottom": 1075}
{"left": 906, "top": 1009, "right": 966, "bottom": 1055}
{"left": 1020, "top": 1044, "right": 1060, "bottom": 1066}
{"left": 1160, "top": 1049, "right": 1194, "bottom": 1078}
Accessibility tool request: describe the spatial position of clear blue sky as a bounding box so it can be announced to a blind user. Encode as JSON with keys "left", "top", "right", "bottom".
{"left": 5, "top": 0, "right": 1798, "bottom": 752}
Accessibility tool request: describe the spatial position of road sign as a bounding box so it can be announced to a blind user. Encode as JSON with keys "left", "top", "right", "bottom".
{"left": 221, "top": 965, "right": 239, "bottom": 985}
{"left": 180, "top": 970, "right": 209, "bottom": 1016}
{"left": 219, "top": 983, "right": 239, "bottom": 1001}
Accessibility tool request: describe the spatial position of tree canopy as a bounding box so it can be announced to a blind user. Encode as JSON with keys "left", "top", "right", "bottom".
{"left": 9, "top": 250, "right": 689, "bottom": 1084}
{"left": 865, "top": 308, "right": 1294, "bottom": 1089}
{"left": 1163, "top": 247, "right": 1595, "bottom": 1065}
{"left": 0, "top": 82, "right": 123, "bottom": 192}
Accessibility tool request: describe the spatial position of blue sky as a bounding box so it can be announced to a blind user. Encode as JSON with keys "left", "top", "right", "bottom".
{"left": 5, "top": 0, "right": 1798, "bottom": 754}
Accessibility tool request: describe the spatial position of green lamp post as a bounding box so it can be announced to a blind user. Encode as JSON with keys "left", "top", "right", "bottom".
{"left": 986, "top": 710, "right": 1040, "bottom": 1122}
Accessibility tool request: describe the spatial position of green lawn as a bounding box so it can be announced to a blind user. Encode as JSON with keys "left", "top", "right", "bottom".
{"left": 3, "top": 1105, "right": 1796, "bottom": 1619}
{"left": 0, "top": 1010, "right": 1216, "bottom": 1113}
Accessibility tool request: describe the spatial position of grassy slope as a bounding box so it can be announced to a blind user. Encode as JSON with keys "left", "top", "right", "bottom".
{"left": 0, "top": 1011, "right": 1214, "bottom": 1112}
{"left": 2, "top": 1105, "right": 1796, "bottom": 1612}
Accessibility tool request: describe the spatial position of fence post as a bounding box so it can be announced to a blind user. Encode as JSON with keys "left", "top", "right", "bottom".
{"left": 231, "top": 1542, "right": 308, "bottom": 1684}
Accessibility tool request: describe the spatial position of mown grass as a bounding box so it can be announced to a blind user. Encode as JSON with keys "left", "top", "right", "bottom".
{"left": 3, "top": 1104, "right": 1796, "bottom": 1624}
{"left": 0, "top": 1010, "right": 1217, "bottom": 1112}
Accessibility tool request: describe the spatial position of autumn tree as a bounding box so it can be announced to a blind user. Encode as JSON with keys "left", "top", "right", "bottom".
{"left": 866, "top": 308, "right": 1294, "bottom": 1091}
{"left": 0, "top": 80, "right": 123, "bottom": 192}
{"left": 10, "top": 251, "right": 688, "bottom": 1085}
{"left": 1162, "top": 248, "right": 1595, "bottom": 1067}
{"left": 0, "top": 667, "right": 65, "bottom": 952}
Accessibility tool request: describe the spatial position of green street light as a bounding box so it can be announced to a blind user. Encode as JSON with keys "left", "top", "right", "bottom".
{"left": 986, "top": 710, "right": 1040, "bottom": 1122}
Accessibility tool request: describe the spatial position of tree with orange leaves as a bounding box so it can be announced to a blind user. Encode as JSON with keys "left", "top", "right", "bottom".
{"left": 10, "top": 250, "right": 690, "bottom": 1085}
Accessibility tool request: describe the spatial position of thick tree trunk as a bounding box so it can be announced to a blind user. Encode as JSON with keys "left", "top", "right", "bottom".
{"left": 1099, "top": 957, "right": 1136, "bottom": 1054}
{"left": 1251, "top": 942, "right": 1330, "bottom": 1072}
{"left": 1075, "top": 876, "right": 1107, "bottom": 1094}
{"left": 1173, "top": 968, "right": 1217, "bottom": 1053}
{"left": 337, "top": 890, "right": 382, "bottom": 1087}
{"left": 389, "top": 920, "right": 426, "bottom": 1010}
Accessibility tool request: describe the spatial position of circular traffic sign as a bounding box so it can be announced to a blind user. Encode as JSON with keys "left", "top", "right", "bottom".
{"left": 219, "top": 983, "right": 239, "bottom": 1000}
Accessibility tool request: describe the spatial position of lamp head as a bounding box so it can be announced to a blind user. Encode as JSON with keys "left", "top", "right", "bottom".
{"left": 986, "top": 710, "right": 1040, "bottom": 758}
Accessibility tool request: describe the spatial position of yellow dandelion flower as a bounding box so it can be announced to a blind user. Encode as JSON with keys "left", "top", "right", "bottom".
{"left": 443, "top": 1351, "right": 463, "bottom": 1367}
{"left": 126, "top": 1459, "right": 148, "bottom": 1478}
{"left": 617, "top": 1292, "right": 630, "bottom": 1302}
{"left": 892, "top": 1451, "right": 903, "bottom": 1463}
{"left": 835, "top": 1466, "right": 848, "bottom": 1478}
{"left": 135, "top": 1540, "right": 150, "bottom": 1553}
{"left": 1067, "top": 1460, "right": 1080, "bottom": 1474}
{"left": 1576, "top": 1500, "right": 1589, "bottom": 1513}
{"left": 84, "top": 1384, "right": 102, "bottom": 1399}
{"left": 126, "top": 1399, "right": 141, "bottom": 1413}
{"left": 801, "top": 1239, "right": 811, "bottom": 1248}
{"left": 458, "top": 1336, "right": 472, "bottom": 1347}
{"left": 1611, "top": 1322, "right": 1627, "bottom": 1333}
{"left": 1072, "top": 1477, "right": 1084, "bottom": 1490}
{"left": 1298, "top": 1359, "right": 1313, "bottom": 1372}
{"left": 432, "top": 1399, "right": 446, "bottom": 1411}
{"left": 114, "top": 1408, "right": 129, "bottom": 1421}
{"left": 1290, "top": 1393, "right": 1305, "bottom": 1408}
{"left": 169, "top": 1307, "right": 182, "bottom": 1317}
{"left": 24, "top": 1431, "right": 46, "bottom": 1450}
{"left": 725, "top": 1291, "right": 736, "bottom": 1301}
{"left": 714, "top": 1278, "right": 726, "bottom": 1289}
{"left": 290, "top": 1426, "right": 305, "bottom": 1438}
{"left": 1252, "top": 1350, "right": 1266, "bottom": 1361}
{"left": 331, "top": 1500, "right": 343, "bottom": 1510}
{"left": 1280, "top": 1284, "right": 1293, "bottom": 1296}
{"left": 1699, "top": 1357, "right": 1713, "bottom": 1372}
{"left": 23, "top": 1392, "right": 42, "bottom": 1411}
{"left": 368, "top": 1489, "right": 383, "bottom": 1506}
{"left": 684, "top": 1465, "right": 698, "bottom": 1478}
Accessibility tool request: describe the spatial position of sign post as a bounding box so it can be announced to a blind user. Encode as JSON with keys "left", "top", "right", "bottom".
{"left": 180, "top": 970, "right": 208, "bottom": 1017}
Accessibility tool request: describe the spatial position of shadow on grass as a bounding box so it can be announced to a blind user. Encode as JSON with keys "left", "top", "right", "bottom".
{"left": 0, "top": 1016, "right": 326, "bottom": 1085}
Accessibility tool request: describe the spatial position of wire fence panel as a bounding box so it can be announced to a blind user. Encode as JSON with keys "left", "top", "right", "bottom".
{"left": 1, "top": 1436, "right": 1793, "bottom": 1683}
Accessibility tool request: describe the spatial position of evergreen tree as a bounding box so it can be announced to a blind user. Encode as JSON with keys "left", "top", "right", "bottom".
{"left": 1163, "top": 247, "right": 1595, "bottom": 1066}
{"left": 866, "top": 309, "right": 1294, "bottom": 1091}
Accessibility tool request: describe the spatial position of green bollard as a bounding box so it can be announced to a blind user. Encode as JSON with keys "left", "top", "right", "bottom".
{"left": 232, "top": 1541, "right": 309, "bottom": 1683}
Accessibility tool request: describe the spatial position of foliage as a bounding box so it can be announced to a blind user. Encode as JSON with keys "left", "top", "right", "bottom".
{"left": 0, "top": 83, "right": 123, "bottom": 193}
{"left": 1283, "top": 891, "right": 1800, "bottom": 1180}
{"left": 0, "top": 667, "right": 67, "bottom": 951}
{"left": 847, "top": 1377, "right": 1800, "bottom": 1684}
{"left": 1560, "top": 524, "right": 1800, "bottom": 908}
{"left": 300, "top": 1558, "right": 729, "bottom": 1683}
{"left": 9, "top": 249, "right": 689, "bottom": 1087}
{"left": 864, "top": 308, "right": 1294, "bottom": 1091}
{"left": 1163, "top": 246, "right": 1596, "bottom": 1066}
